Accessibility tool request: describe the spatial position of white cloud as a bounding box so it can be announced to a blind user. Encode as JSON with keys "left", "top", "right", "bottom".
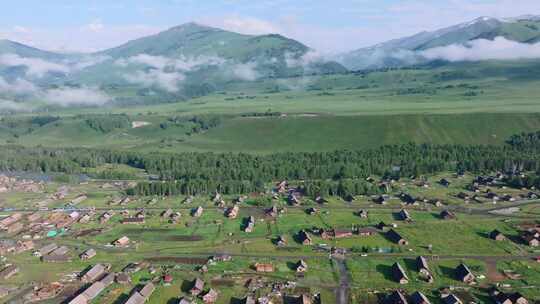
{"left": 82, "top": 19, "right": 105, "bottom": 33}
{"left": 0, "top": 77, "right": 38, "bottom": 95}
{"left": 231, "top": 62, "right": 259, "bottom": 81}
{"left": 0, "top": 54, "right": 70, "bottom": 77}
{"left": 421, "top": 37, "right": 540, "bottom": 62}
{"left": 0, "top": 99, "right": 31, "bottom": 112}
{"left": 41, "top": 87, "right": 111, "bottom": 106}
{"left": 117, "top": 54, "right": 229, "bottom": 91}
{"left": 205, "top": 15, "right": 279, "bottom": 35}
{"left": 124, "top": 70, "right": 185, "bottom": 92}
{"left": 67, "top": 55, "right": 111, "bottom": 70}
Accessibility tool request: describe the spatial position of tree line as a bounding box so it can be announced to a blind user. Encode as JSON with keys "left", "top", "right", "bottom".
{"left": 1, "top": 131, "right": 540, "bottom": 196}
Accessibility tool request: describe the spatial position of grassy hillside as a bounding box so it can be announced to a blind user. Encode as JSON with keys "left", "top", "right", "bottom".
{"left": 2, "top": 113, "right": 540, "bottom": 154}
{"left": 3, "top": 59, "right": 540, "bottom": 153}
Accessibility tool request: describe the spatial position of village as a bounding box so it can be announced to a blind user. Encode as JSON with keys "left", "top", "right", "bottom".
{"left": 0, "top": 172, "right": 538, "bottom": 304}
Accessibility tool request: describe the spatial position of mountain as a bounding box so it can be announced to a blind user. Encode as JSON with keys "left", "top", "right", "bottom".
{"left": 0, "top": 23, "right": 347, "bottom": 106}
{"left": 338, "top": 15, "right": 540, "bottom": 70}
{"left": 0, "top": 39, "right": 67, "bottom": 60}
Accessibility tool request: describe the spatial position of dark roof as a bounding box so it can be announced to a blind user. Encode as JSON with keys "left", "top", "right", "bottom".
{"left": 387, "top": 290, "right": 408, "bottom": 304}
{"left": 387, "top": 229, "right": 406, "bottom": 244}
{"left": 391, "top": 262, "right": 409, "bottom": 282}
{"left": 416, "top": 256, "right": 429, "bottom": 271}
{"left": 455, "top": 263, "right": 474, "bottom": 281}
{"left": 410, "top": 291, "right": 431, "bottom": 304}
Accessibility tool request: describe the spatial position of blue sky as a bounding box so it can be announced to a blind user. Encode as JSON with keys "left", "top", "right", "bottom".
{"left": 1, "top": 0, "right": 540, "bottom": 53}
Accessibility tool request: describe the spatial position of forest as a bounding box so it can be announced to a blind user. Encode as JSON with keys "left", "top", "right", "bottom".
{"left": 0, "top": 131, "right": 539, "bottom": 196}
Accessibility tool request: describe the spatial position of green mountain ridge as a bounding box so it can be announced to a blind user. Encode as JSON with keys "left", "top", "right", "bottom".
{"left": 0, "top": 23, "right": 347, "bottom": 105}
{"left": 338, "top": 15, "right": 540, "bottom": 70}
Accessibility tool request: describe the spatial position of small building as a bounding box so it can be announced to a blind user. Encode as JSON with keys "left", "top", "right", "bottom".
{"left": 211, "top": 254, "right": 232, "bottom": 262}
{"left": 202, "top": 289, "right": 219, "bottom": 304}
{"left": 50, "top": 246, "right": 69, "bottom": 256}
{"left": 416, "top": 256, "right": 430, "bottom": 272}
{"left": 357, "top": 209, "right": 369, "bottom": 218}
{"left": 82, "top": 264, "right": 107, "bottom": 283}
{"left": 139, "top": 282, "right": 155, "bottom": 298}
{"left": 78, "top": 214, "right": 91, "bottom": 224}
{"left": 398, "top": 209, "right": 412, "bottom": 221}
{"left": 115, "top": 272, "right": 131, "bottom": 284}
{"left": 121, "top": 217, "right": 145, "bottom": 224}
{"left": 276, "top": 235, "right": 287, "bottom": 246}
{"left": 387, "top": 229, "right": 408, "bottom": 245}
{"left": 68, "top": 294, "right": 89, "bottom": 304}
{"left": 288, "top": 193, "right": 301, "bottom": 205}
{"left": 0, "top": 265, "right": 19, "bottom": 279}
{"left": 161, "top": 209, "right": 173, "bottom": 219}
{"left": 192, "top": 206, "right": 204, "bottom": 217}
{"left": 386, "top": 290, "right": 408, "bottom": 304}
{"left": 391, "top": 262, "right": 409, "bottom": 284}
{"left": 101, "top": 273, "right": 115, "bottom": 286}
{"left": 455, "top": 263, "right": 475, "bottom": 284}
{"left": 306, "top": 208, "right": 318, "bottom": 215}
{"left": 163, "top": 274, "right": 173, "bottom": 284}
{"left": 296, "top": 260, "right": 308, "bottom": 272}
{"left": 190, "top": 278, "right": 205, "bottom": 296}
{"left": 439, "top": 179, "right": 450, "bottom": 187}
{"left": 41, "top": 254, "right": 71, "bottom": 263}
{"left": 244, "top": 216, "right": 255, "bottom": 233}
{"left": 357, "top": 227, "right": 376, "bottom": 236}
{"left": 265, "top": 206, "right": 279, "bottom": 217}
{"left": 442, "top": 294, "right": 462, "bottom": 304}
{"left": 226, "top": 205, "right": 240, "bottom": 219}
{"left": 82, "top": 281, "right": 106, "bottom": 301}
{"left": 124, "top": 292, "right": 146, "bottom": 304}
{"left": 80, "top": 248, "right": 97, "bottom": 260}
{"left": 7, "top": 222, "right": 24, "bottom": 234}
{"left": 440, "top": 210, "right": 456, "bottom": 220}
{"left": 298, "top": 230, "right": 312, "bottom": 245}
{"left": 410, "top": 291, "right": 432, "bottom": 304}
{"left": 254, "top": 263, "right": 274, "bottom": 273}
{"left": 112, "top": 236, "right": 130, "bottom": 247}
{"left": 493, "top": 291, "right": 528, "bottom": 304}
{"left": 321, "top": 229, "right": 353, "bottom": 240}
{"left": 490, "top": 230, "right": 506, "bottom": 241}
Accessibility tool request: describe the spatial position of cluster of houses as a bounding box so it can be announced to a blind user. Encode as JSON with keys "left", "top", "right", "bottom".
{"left": 0, "top": 239, "right": 34, "bottom": 255}
{"left": 0, "top": 174, "right": 44, "bottom": 193}
{"left": 384, "top": 287, "right": 529, "bottom": 304}
{"left": 188, "top": 278, "right": 219, "bottom": 303}
{"left": 23, "top": 281, "right": 65, "bottom": 302}
{"left": 161, "top": 208, "right": 182, "bottom": 223}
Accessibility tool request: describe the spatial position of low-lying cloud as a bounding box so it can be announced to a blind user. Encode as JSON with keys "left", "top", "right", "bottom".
{"left": 0, "top": 99, "right": 31, "bottom": 112}
{"left": 116, "top": 53, "right": 259, "bottom": 91}
{"left": 0, "top": 53, "right": 112, "bottom": 78}
{"left": 421, "top": 37, "right": 540, "bottom": 62}
{"left": 0, "top": 53, "right": 70, "bottom": 77}
{"left": 124, "top": 69, "right": 185, "bottom": 92}
{"left": 232, "top": 62, "right": 259, "bottom": 81}
{"left": 41, "top": 87, "right": 111, "bottom": 106}
{"left": 0, "top": 77, "right": 38, "bottom": 95}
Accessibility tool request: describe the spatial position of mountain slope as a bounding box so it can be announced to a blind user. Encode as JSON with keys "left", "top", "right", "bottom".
{"left": 338, "top": 16, "right": 540, "bottom": 70}
{"left": 0, "top": 39, "right": 68, "bottom": 60}
{"left": 0, "top": 23, "right": 346, "bottom": 106}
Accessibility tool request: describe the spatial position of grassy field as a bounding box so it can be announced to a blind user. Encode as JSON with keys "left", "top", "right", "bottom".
{"left": 2, "top": 60, "right": 540, "bottom": 153}
{"left": 0, "top": 171, "right": 539, "bottom": 303}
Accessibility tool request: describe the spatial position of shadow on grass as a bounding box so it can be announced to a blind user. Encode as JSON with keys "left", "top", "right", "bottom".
{"left": 439, "top": 265, "right": 456, "bottom": 281}
{"left": 376, "top": 264, "right": 394, "bottom": 282}
{"left": 181, "top": 280, "right": 194, "bottom": 293}
{"left": 112, "top": 293, "right": 130, "bottom": 304}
